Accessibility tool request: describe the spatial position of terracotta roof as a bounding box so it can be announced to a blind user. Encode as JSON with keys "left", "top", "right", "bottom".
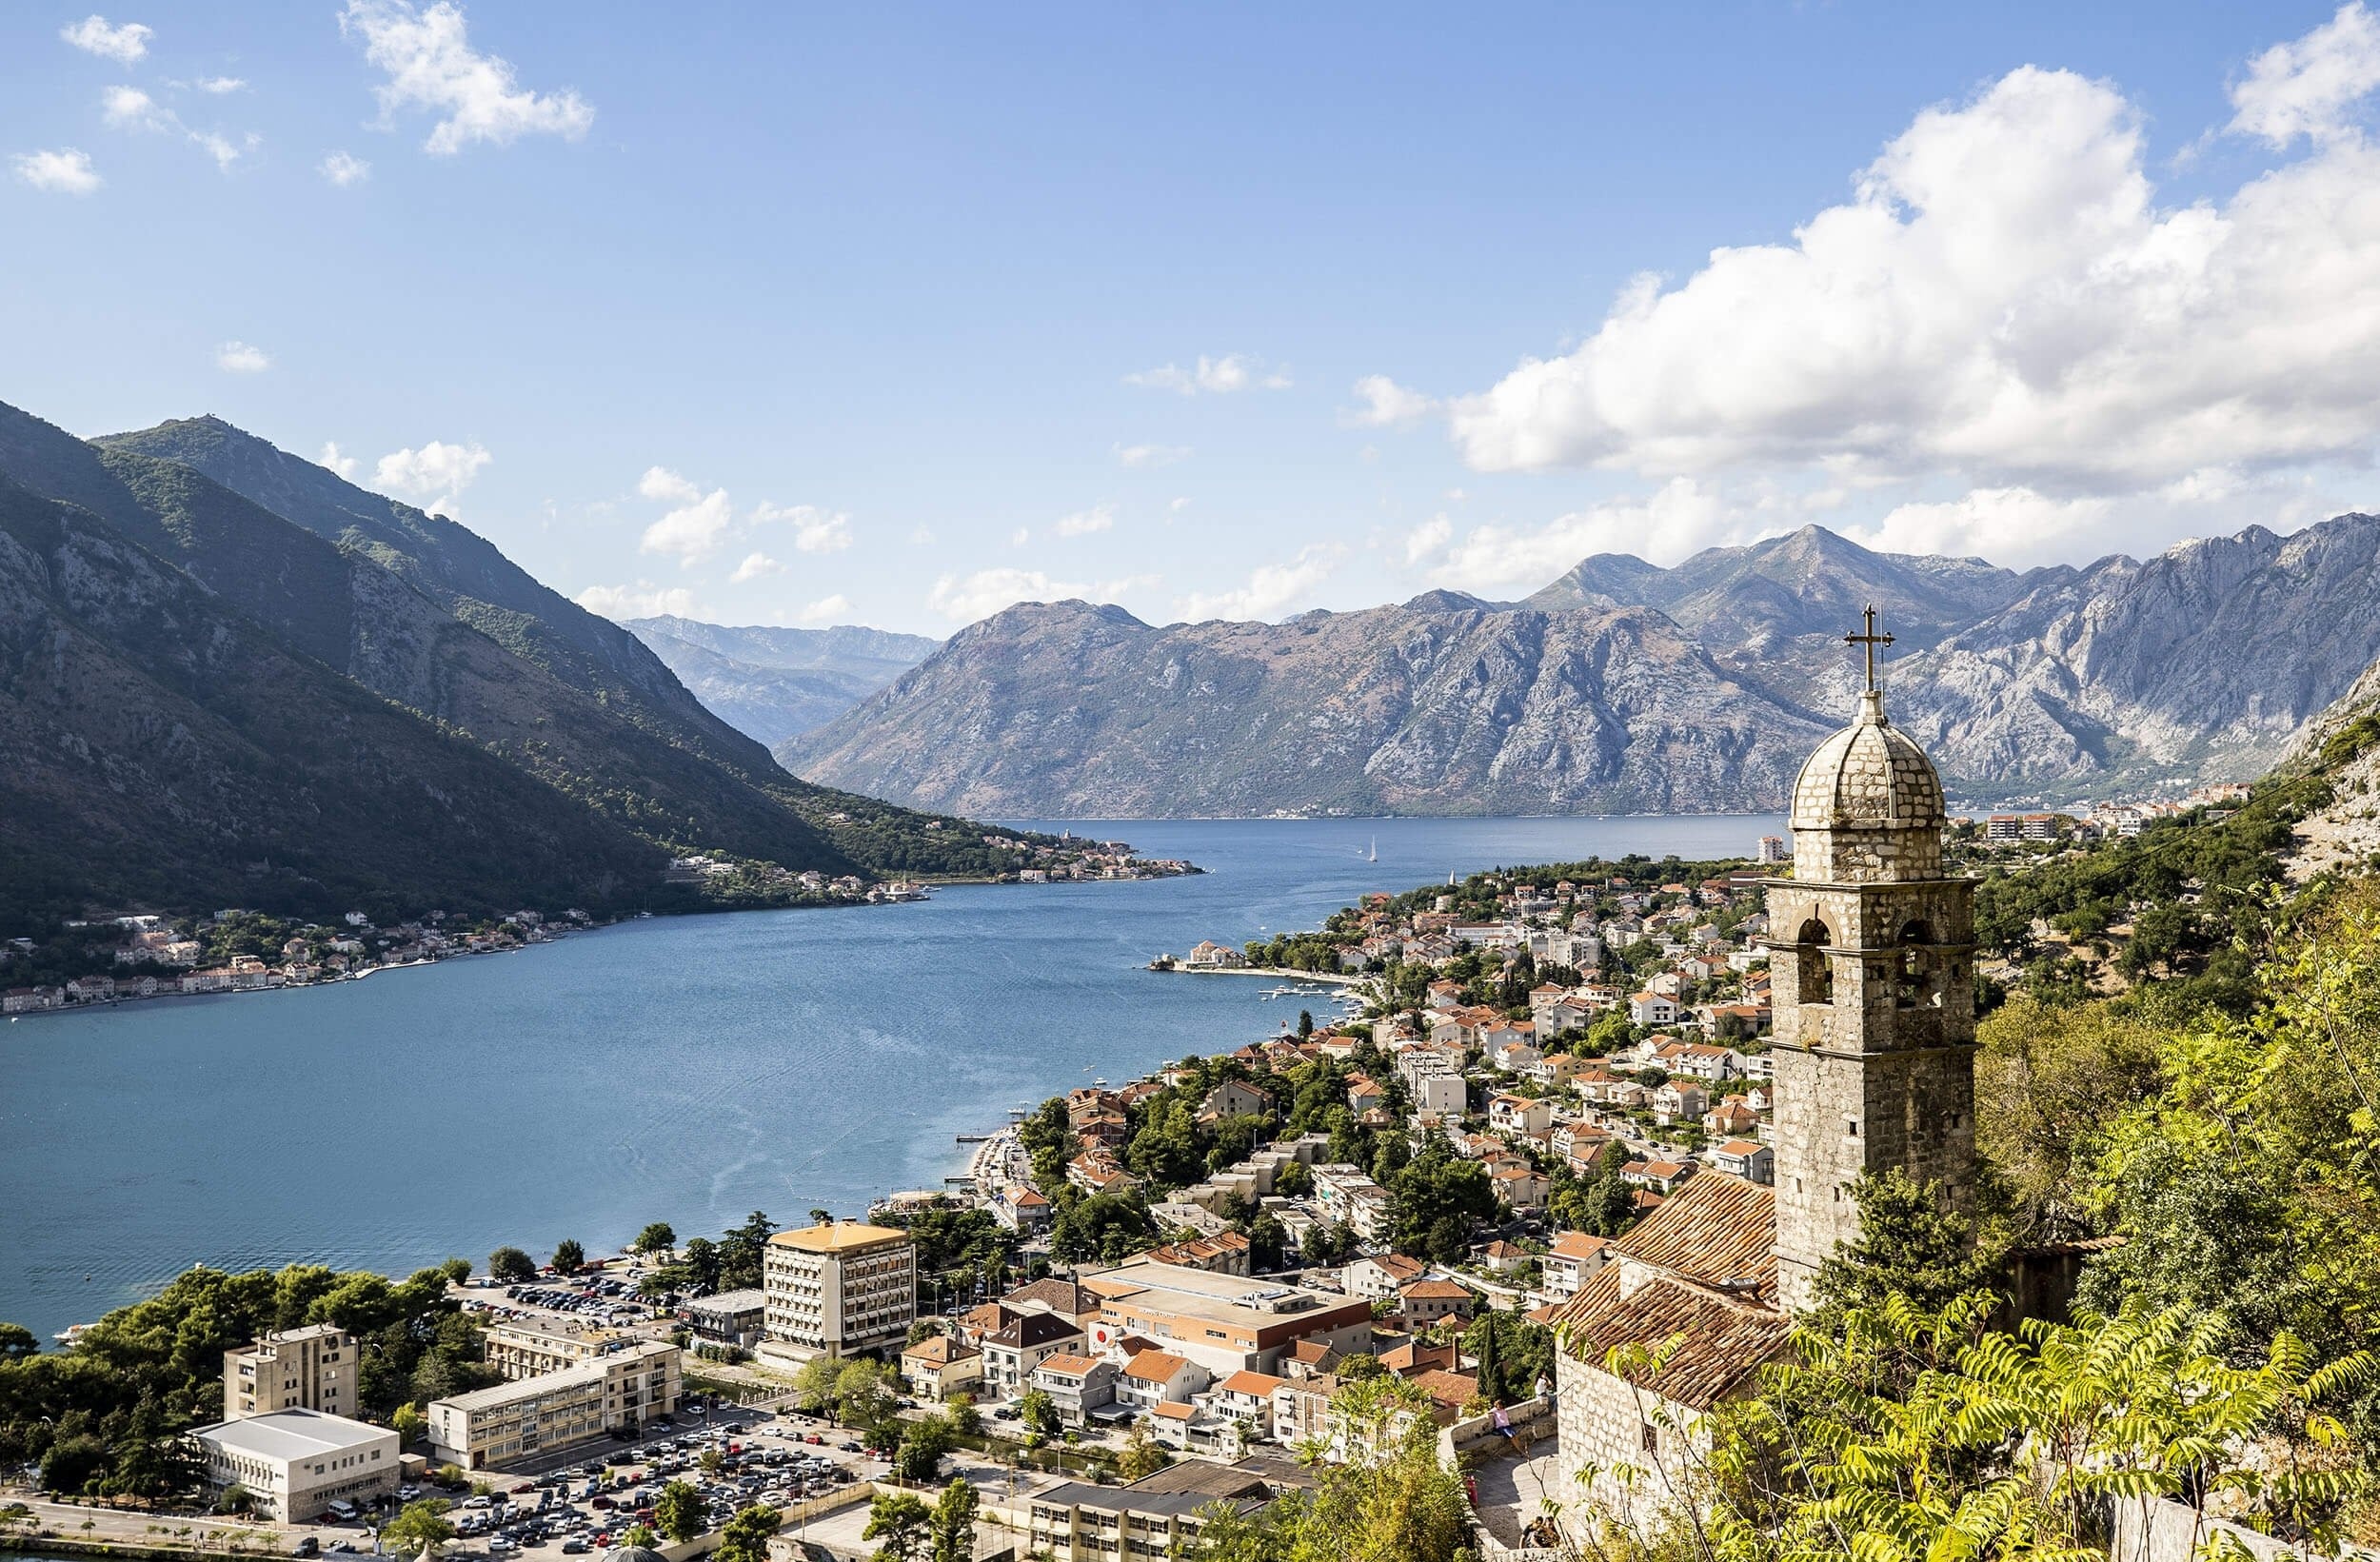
{"left": 1548, "top": 1232, "right": 1610, "bottom": 1261}
{"left": 1121, "top": 1351, "right": 1191, "bottom": 1383}
{"left": 1411, "top": 1368, "right": 1480, "bottom": 1409}
{"left": 1361, "top": 1254, "right": 1426, "bottom": 1282}
{"left": 1606, "top": 1170, "right": 1776, "bottom": 1301}
{"left": 1034, "top": 1354, "right": 1101, "bottom": 1377}
{"left": 902, "top": 1335, "right": 977, "bottom": 1365}
{"left": 1218, "top": 1370, "right": 1286, "bottom": 1397}
{"left": 1150, "top": 1401, "right": 1198, "bottom": 1420}
{"left": 1399, "top": 1279, "right": 1473, "bottom": 1300}
{"left": 1549, "top": 1266, "right": 1790, "bottom": 1411}
{"left": 1003, "top": 1277, "right": 1096, "bottom": 1316}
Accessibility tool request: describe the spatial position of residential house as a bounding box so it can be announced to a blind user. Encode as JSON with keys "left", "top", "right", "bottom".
{"left": 1487, "top": 1094, "right": 1554, "bottom": 1137}
{"left": 1397, "top": 1279, "right": 1476, "bottom": 1330}
{"left": 1115, "top": 1349, "right": 1209, "bottom": 1413}
{"left": 1629, "top": 992, "right": 1679, "bottom": 1027}
{"left": 1028, "top": 1354, "right": 1120, "bottom": 1428}
{"left": 900, "top": 1335, "right": 982, "bottom": 1402}
{"left": 1709, "top": 1138, "right": 1775, "bottom": 1185}
{"left": 1343, "top": 1254, "right": 1426, "bottom": 1302}
{"left": 980, "top": 1312, "right": 1086, "bottom": 1400}
{"left": 1208, "top": 1370, "right": 1286, "bottom": 1438}
{"left": 1540, "top": 1233, "right": 1612, "bottom": 1302}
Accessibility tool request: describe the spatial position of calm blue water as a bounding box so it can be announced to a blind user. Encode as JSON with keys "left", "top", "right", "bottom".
{"left": 0, "top": 815, "right": 1776, "bottom": 1340}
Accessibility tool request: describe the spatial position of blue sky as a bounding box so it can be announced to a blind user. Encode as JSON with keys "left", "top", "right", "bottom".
{"left": 8, "top": 2, "right": 2380, "bottom": 634}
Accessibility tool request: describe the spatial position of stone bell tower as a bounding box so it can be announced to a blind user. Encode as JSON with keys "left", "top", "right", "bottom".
{"left": 1765, "top": 608, "right": 1976, "bottom": 1315}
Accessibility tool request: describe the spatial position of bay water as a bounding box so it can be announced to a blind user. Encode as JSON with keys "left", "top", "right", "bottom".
{"left": 0, "top": 815, "right": 1776, "bottom": 1340}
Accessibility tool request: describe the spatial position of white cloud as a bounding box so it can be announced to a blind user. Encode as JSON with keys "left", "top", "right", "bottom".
{"left": 1114, "top": 442, "right": 1189, "bottom": 468}
{"left": 102, "top": 84, "right": 259, "bottom": 169}
{"left": 1424, "top": 481, "right": 1737, "bottom": 597}
{"left": 638, "top": 465, "right": 702, "bottom": 504}
{"left": 1444, "top": 16, "right": 2380, "bottom": 561}
{"left": 1169, "top": 496, "right": 1191, "bottom": 514}
{"left": 1845, "top": 487, "right": 2114, "bottom": 568}
{"left": 728, "top": 551, "right": 783, "bottom": 583}
{"left": 1175, "top": 543, "right": 1346, "bottom": 623}
{"left": 340, "top": 0, "right": 594, "bottom": 155}
{"left": 795, "top": 593, "right": 851, "bottom": 624}
{"left": 192, "top": 76, "right": 247, "bottom": 94}
{"left": 2230, "top": 1, "right": 2380, "bottom": 147}
{"left": 926, "top": 567, "right": 1157, "bottom": 623}
{"left": 751, "top": 502, "right": 853, "bottom": 554}
{"left": 13, "top": 148, "right": 102, "bottom": 194}
{"left": 1341, "top": 374, "right": 1437, "bottom": 428}
{"left": 1052, "top": 504, "right": 1115, "bottom": 538}
{"left": 1401, "top": 514, "right": 1453, "bottom": 565}
{"left": 576, "top": 582, "right": 698, "bottom": 621}
{"left": 215, "top": 340, "right": 270, "bottom": 373}
{"left": 908, "top": 525, "right": 937, "bottom": 545}
{"left": 320, "top": 150, "right": 371, "bottom": 186}
{"left": 640, "top": 486, "right": 733, "bottom": 563}
{"left": 61, "top": 15, "right": 150, "bottom": 64}
{"left": 1010, "top": 526, "right": 1031, "bottom": 547}
{"left": 1123, "top": 353, "right": 1291, "bottom": 395}
{"left": 317, "top": 442, "right": 359, "bottom": 479}
{"left": 374, "top": 439, "right": 491, "bottom": 515}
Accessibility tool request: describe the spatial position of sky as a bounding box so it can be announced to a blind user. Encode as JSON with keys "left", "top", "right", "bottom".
{"left": 8, "top": 2, "right": 2380, "bottom": 635}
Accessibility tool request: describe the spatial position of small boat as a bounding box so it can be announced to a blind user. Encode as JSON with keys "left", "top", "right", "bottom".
{"left": 1368, "top": 837, "right": 1378, "bottom": 862}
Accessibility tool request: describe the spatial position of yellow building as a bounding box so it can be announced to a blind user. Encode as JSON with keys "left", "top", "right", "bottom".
{"left": 424, "top": 1340, "right": 680, "bottom": 1471}
{"left": 223, "top": 1325, "right": 359, "bottom": 1421}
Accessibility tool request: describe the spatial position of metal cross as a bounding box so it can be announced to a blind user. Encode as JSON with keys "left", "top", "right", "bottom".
{"left": 1845, "top": 604, "right": 1894, "bottom": 692}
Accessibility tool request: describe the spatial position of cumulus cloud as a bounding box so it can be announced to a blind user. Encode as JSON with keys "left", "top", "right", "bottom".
{"left": 1341, "top": 374, "right": 1438, "bottom": 428}
{"left": 1052, "top": 504, "right": 1115, "bottom": 538}
{"left": 340, "top": 0, "right": 594, "bottom": 155}
{"left": 1442, "top": 12, "right": 2380, "bottom": 564}
{"left": 1401, "top": 514, "right": 1453, "bottom": 565}
{"left": 320, "top": 150, "right": 371, "bottom": 186}
{"left": 317, "top": 442, "right": 359, "bottom": 479}
{"left": 1418, "top": 481, "right": 1740, "bottom": 597}
{"left": 751, "top": 502, "right": 853, "bottom": 554}
{"left": 1124, "top": 354, "right": 1291, "bottom": 395}
{"left": 1175, "top": 544, "right": 1346, "bottom": 623}
{"left": 1114, "top": 443, "right": 1190, "bottom": 468}
{"left": 640, "top": 485, "right": 733, "bottom": 562}
{"left": 728, "top": 551, "right": 783, "bottom": 583}
{"left": 576, "top": 582, "right": 698, "bottom": 621}
{"left": 61, "top": 15, "right": 150, "bottom": 64}
{"left": 374, "top": 439, "right": 491, "bottom": 515}
{"left": 2230, "top": 1, "right": 2380, "bottom": 147}
{"left": 192, "top": 75, "right": 247, "bottom": 94}
{"left": 926, "top": 567, "right": 1157, "bottom": 623}
{"left": 795, "top": 593, "right": 851, "bottom": 624}
{"left": 13, "top": 148, "right": 102, "bottom": 194}
{"left": 215, "top": 340, "right": 269, "bottom": 373}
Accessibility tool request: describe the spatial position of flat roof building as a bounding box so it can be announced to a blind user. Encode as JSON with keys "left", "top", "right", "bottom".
{"left": 1079, "top": 1259, "right": 1374, "bottom": 1378}
{"left": 425, "top": 1340, "right": 680, "bottom": 1472}
{"left": 684, "top": 1287, "right": 767, "bottom": 1348}
{"left": 224, "top": 1325, "right": 359, "bottom": 1422}
{"left": 484, "top": 1316, "right": 617, "bottom": 1380}
{"left": 759, "top": 1221, "right": 914, "bottom": 1366}
{"left": 187, "top": 1408, "right": 397, "bottom": 1522}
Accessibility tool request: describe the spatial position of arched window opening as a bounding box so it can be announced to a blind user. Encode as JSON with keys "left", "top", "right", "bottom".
{"left": 1896, "top": 919, "right": 1939, "bottom": 1009}
{"left": 1795, "top": 918, "right": 1834, "bottom": 1005}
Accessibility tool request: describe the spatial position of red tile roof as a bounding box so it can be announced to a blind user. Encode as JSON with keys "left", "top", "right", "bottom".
{"left": 1549, "top": 1266, "right": 1789, "bottom": 1411}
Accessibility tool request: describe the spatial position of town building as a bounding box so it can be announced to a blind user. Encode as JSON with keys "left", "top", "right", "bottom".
{"left": 683, "top": 1287, "right": 767, "bottom": 1348}
{"left": 758, "top": 1219, "right": 916, "bottom": 1365}
{"left": 1077, "top": 1259, "right": 1375, "bottom": 1378}
{"left": 424, "top": 1340, "right": 681, "bottom": 1471}
{"left": 899, "top": 1334, "right": 982, "bottom": 1402}
{"left": 484, "top": 1317, "right": 616, "bottom": 1380}
{"left": 223, "top": 1325, "right": 360, "bottom": 1422}
{"left": 187, "top": 1408, "right": 397, "bottom": 1522}
{"left": 1019, "top": 1461, "right": 1280, "bottom": 1561}
{"left": 981, "top": 1311, "right": 1086, "bottom": 1400}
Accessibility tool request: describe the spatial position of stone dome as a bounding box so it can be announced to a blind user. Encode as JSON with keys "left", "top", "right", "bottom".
{"left": 1790, "top": 689, "right": 1945, "bottom": 832}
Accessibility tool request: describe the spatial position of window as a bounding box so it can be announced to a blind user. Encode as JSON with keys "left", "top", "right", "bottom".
{"left": 1640, "top": 1423, "right": 1659, "bottom": 1453}
{"left": 1795, "top": 919, "right": 1834, "bottom": 1005}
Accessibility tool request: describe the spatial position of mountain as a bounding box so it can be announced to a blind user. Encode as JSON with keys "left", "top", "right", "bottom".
{"left": 0, "top": 470, "right": 663, "bottom": 928}
{"left": 625, "top": 616, "right": 939, "bottom": 747}
{"left": 783, "top": 518, "right": 2380, "bottom": 819}
{"left": 0, "top": 398, "right": 1062, "bottom": 924}
{"left": 781, "top": 599, "right": 1827, "bottom": 818}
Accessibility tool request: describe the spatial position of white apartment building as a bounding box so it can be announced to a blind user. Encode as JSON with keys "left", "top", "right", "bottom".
{"left": 188, "top": 1408, "right": 397, "bottom": 1521}
{"left": 758, "top": 1220, "right": 916, "bottom": 1365}
{"left": 425, "top": 1341, "right": 680, "bottom": 1471}
{"left": 223, "top": 1325, "right": 360, "bottom": 1421}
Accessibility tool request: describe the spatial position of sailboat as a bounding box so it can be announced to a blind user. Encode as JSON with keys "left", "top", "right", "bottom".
{"left": 1367, "top": 837, "right": 1378, "bottom": 863}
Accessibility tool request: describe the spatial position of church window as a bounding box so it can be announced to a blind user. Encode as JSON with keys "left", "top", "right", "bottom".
{"left": 1795, "top": 919, "right": 1834, "bottom": 1005}
{"left": 1896, "top": 920, "right": 1939, "bottom": 1008}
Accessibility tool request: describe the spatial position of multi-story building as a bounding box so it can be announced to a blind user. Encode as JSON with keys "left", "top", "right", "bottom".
{"left": 223, "top": 1325, "right": 360, "bottom": 1421}
{"left": 758, "top": 1220, "right": 915, "bottom": 1366}
{"left": 424, "top": 1340, "right": 680, "bottom": 1471}
{"left": 684, "top": 1287, "right": 767, "bottom": 1348}
{"left": 483, "top": 1317, "right": 614, "bottom": 1380}
{"left": 187, "top": 1408, "right": 398, "bottom": 1521}
{"left": 1077, "top": 1260, "right": 1374, "bottom": 1378}
{"left": 1021, "top": 1462, "right": 1281, "bottom": 1562}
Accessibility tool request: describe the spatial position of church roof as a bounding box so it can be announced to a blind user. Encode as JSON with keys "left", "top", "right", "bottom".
{"left": 1550, "top": 1265, "right": 1792, "bottom": 1411}
{"left": 1790, "top": 688, "right": 1944, "bottom": 833}
{"left": 1599, "top": 1170, "right": 1777, "bottom": 1304}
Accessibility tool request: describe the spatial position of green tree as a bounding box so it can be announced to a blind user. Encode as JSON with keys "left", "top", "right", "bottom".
{"left": 861, "top": 1491, "right": 930, "bottom": 1561}
{"left": 947, "top": 1394, "right": 982, "bottom": 1436}
{"left": 718, "top": 1212, "right": 777, "bottom": 1290}
{"left": 551, "top": 1238, "right": 585, "bottom": 1275}
{"left": 633, "top": 1222, "right": 678, "bottom": 1257}
{"left": 654, "top": 1480, "right": 704, "bottom": 1543}
{"left": 791, "top": 1356, "right": 842, "bottom": 1415}
{"left": 712, "top": 1504, "right": 781, "bottom": 1562}
{"left": 1810, "top": 1169, "right": 2002, "bottom": 1320}
{"left": 100, "top": 1393, "right": 200, "bottom": 1502}
{"left": 488, "top": 1247, "right": 535, "bottom": 1284}
{"left": 0, "top": 1323, "right": 36, "bottom": 1363}
{"left": 836, "top": 1358, "right": 895, "bottom": 1428}
{"left": 927, "top": 1479, "right": 978, "bottom": 1562}
{"left": 681, "top": 1236, "right": 724, "bottom": 1293}
{"left": 437, "top": 1256, "right": 472, "bottom": 1286}
{"left": 1019, "top": 1387, "right": 1060, "bottom": 1447}
{"left": 381, "top": 1499, "right": 457, "bottom": 1553}
{"left": 1116, "top": 1421, "right": 1171, "bottom": 1482}
{"left": 619, "top": 1523, "right": 658, "bottom": 1548}
{"left": 390, "top": 1402, "right": 425, "bottom": 1449}
{"left": 894, "top": 1413, "right": 956, "bottom": 1483}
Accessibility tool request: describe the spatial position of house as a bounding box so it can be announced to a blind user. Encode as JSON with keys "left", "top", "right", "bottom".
{"left": 1208, "top": 1370, "right": 1286, "bottom": 1438}
{"left": 1344, "top": 1075, "right": 1387, "bottom": 1114}
{"left": 1525, "top": 1052, "right": 1597, "bottom": 1089}
{"left": 1141, "top": 1231, "right": 1253, "bottom": 1276}
{"left": 1411, "top": 1071, "right": 1466, "bottom": 1116}
{"left": 1709, "top": 1138, "right": 1775, "bottom": 1185}
{"left": 1660, "top": 1041, "right": 1742, "bottom": 1080}
{"left": 1478, "top": 1239, "right": 1531, "bottom": 1275}
{"left": 1199, "top": 1079, "right": 1275, "bottom": 1126}
{"left": 1397, "top": 1278, "right": 1476, "bottom": 1330}
{"left": 1028, "top": 1354, "right": 1120, "bottom": 1427}
{"left": 1540, "top": 1232, "right": 1612, "bottom": 1301}
{"left": 991, "top": 1185, "right": 1053, "bottom": 1236}
{"left": 1114, "top": 1348, "right": 1208, "bottom": 1412}
{"left": 1343, "top": 1253, "right": 1426, "bottom": 1301}
{"left": 900, "top": 1334, "right": 982, "bottom": 1402}
{"left": 1651, "top": 1081, "right": 1708, "bottom": 1125}
{"left": 1620, "top": 1158, "right": 1696, "bottom": 1195}
{"left": 980, "top": 1311, "right": 1086, "bottom": 1400}
{"left": 1703, "top": 1097, "right": 1762, "bottom": 1137}
{"left": 1489, "top": 1163, "right": 1550, "bottom": 1210}
{"left": 1490, "top": 1039, "right": 1544, "bottom": 1075}
{"left": 1487, "top": 1094, "right": 1554, "bottom": 1137}
{"left": 1628, "top": 992, "right": 1679, "bottom": 1027}
{"left": 1184, "top": 940, "right": 1245, "bottom": 969}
